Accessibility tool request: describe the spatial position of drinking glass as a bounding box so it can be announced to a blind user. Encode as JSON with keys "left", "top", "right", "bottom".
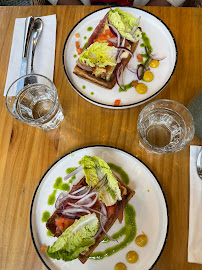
{"left": 5, "top": 74, "right": 64, "bottom": 131}
{"left": 137, "top": 99, "right": 195, "bottom": 154}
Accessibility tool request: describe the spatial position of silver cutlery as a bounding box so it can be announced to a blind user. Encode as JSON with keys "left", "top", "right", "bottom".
{"left": 196, "top": 147, "right": 202, "bottom": 179}
{"left": 16, "top": 16, "right": 34, "bottom": 94}
{"left": 24, "top": 18, "right": 43, "bottom": 85}
{"left": 30, "top": 18, "right": 43, "bottom": 74}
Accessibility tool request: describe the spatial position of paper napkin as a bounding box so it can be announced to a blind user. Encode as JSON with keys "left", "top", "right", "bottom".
{"left": 188, "top": 145, "right": 202, "bottom": 264}
{"left": 4, "top": 14, "right": 57, "bottom": 96}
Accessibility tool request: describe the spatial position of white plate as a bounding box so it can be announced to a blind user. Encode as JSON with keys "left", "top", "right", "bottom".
{"left": 30, "top": 145, "right": 168, "bottom": 270}
{"left": 62, "top": 7, "right": 177, "bottom": 109}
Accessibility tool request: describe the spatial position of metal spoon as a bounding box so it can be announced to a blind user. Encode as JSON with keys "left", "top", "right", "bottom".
{"left": 196, "top": 147, "right": 202, "bottom": 179}
{"left": 24, "top": 18, "right": 43, "bottom": 86}
{"left": 30, "top": 18, "right": 43, "bottom": 74}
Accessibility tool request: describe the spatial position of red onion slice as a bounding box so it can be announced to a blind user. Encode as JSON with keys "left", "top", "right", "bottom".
{"left": 106, "top": 37, "right": 118, "bottom": 44}
{"left": 55, "top": 192, "right": 67, "bottom": 209}
{"left": 130, "top": 16, "right": 141, "bottom": 35}
{"left": 67, "top": 186, "right": 91, "bottom": 199}
{"left": 116, "top": 37, "right": 126, "bottom": 61}
{"left": 60, "top": 213, "right": 81, "bottom": 219}
{"left": 59, "top": 208, "right": 91, "bottom": 215}
{"left": 68, "top": 193, "right": 98, "bottom": 208}
{"left": 117, "top": 46, "right": 133, "bottom": 58}
{"left": 104, "top": 23, "right": 120, "bottom": 47}
{"left": 71, "top": 186, "right": 88, "bottom": 195}
{"left": 116, "top": 64, "right": 125, "bottom": 91}
{"left": 76, "top": 61, "right": 92, "bottom": 72}
{"left": 76, "top": 191, "right": 98, "bottom": 205}
{"left": 99, "top": 201, "right": 118, "bottom": 242}
{"left": 91, "top": 174, "right": 107, "bottom": 192}
{"left": 137, "top": 64, "right": 144, "bottom": 80}
{"left": 127, "top": 65, "right": 137, "bottom": 74}
{"left": 64, "top": 165, "right": 83, "bottom": 181}
{"left": 152, "top": 56, "right": 167, "bottom": 61}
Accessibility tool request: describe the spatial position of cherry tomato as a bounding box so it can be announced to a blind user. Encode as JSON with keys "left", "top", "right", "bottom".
{"left": 132, "top": 80, "right": 138, "bottom": 87}
{"left": 137, "top": 54, "right": 143, "bottom": 62}
{"left": 114, "top": 99, "right": 121, "bottom": 106}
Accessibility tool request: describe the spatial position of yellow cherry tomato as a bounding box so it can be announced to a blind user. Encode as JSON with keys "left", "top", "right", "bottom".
{"left": 136, "top": 83, "right": 147, "bottom": 94}
{"left": 143, "top": 71, "right": 154, "bottom": 82}
{"left": 149, "top": 59, "right": 159, "bottom": 68}
{"left": 115, "top": 262, "right": 127, "bottom": 270}
{"left": 126, "top": 251, "right": 138, "bottom": 264}
{"left": 135, "top": 232, "right": 148, "bottom": 247}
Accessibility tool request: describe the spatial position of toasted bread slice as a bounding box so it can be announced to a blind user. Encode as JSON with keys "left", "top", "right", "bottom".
{"left": 73, "top": 40, "right": 139, "bottom": 89}
{"left": 46, "top": 176, "right": 135, "bottom": 264}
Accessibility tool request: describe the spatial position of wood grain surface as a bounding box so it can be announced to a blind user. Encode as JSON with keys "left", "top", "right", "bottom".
{"left": 0, "top": 5, "right": 201, "bottom": 270}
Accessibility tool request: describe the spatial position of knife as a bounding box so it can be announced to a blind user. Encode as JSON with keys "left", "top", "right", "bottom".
{"left": 16, "top": 16, "right": 34, "bottom": 95}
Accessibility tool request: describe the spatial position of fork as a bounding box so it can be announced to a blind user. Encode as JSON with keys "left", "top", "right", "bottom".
{"left": 196, "top": 147, "right": 202, "bottom": 179}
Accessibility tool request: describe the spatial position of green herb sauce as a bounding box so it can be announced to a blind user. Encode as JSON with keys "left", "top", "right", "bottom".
{"left": 87, "top": 26, "right": 93, "bottom": 32}
{"left": 119, "top": 82, "right": 133, "bottom": 92}
{"left": 73, "top": 54, "right": 77, "bottom": 58}
{"left": 53, "top": 177, "right": 70, "bottom": 191}
{"left": 66, "top": 167, "right": 77, "bottom": 184}
{"left": 48, "top": 190, "right": 57, "bottom": 205}
{"left": 66, "top": 167, "right": 78, "bottom": 174}
{"left": 84, "top": 36, "right": 87, "bottom": 40}
{"left": 141, "top": 32, "right": 153, "bottom": 55}
{"left": 82, "top": 85, "right": 86, "bottom": 89}
{"left": 90, "top": 92, "right": 94, "bottom": 95}
{"left": 82, "top": 42, "right": 88, "bottom": 50}
{"left": 47, "top": 230, "right": 53, "bottom": 237}
{"left": 108, "top": 163, "right": 129, "bottom": 185}
{"left": 90, "top": 204, "right": 136, "bottom": 259}
{"left": 41, "top": 211, "right": 50, "bottom": 222}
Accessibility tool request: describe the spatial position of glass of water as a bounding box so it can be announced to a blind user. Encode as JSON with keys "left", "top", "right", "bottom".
{"left": 137, "top": 99, "right": 195, "bottom": 154}
{"left": 5, "top": 74, "right": 64, "bottom": 131}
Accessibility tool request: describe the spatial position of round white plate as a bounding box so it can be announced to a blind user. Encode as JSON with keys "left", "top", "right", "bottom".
{"left": 62, "top": 7, "right": 177, "bottom": 109}
{"left": 30, "top": 145, "right": 168, "bottom": 270}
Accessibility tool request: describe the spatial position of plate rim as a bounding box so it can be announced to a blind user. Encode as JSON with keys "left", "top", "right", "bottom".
{"left": 62, "top": 6, "right": 178, "bottom": 109}
{"left": 30, "top": 145, "right": 169, "bottom": 270}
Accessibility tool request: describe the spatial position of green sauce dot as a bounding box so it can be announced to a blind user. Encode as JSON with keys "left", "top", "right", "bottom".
{"left": 66, "top": 167, "right": 77, "bottom": 174}
{"left": 47, "top": 230, "right": 53, "bottom": 237}
{"left": 53, "top": 177, "right": 62, "bottom": 189}
{"left": 87, "top": 26, "right": 93, "bottom": 31}
{"left": 73, "top": 54, "right": 77, "bottom": 58}
{"left": 82, "top": 85, "right": 86, "bottom": 89}
{"left": 41, "top": 211, "right": 50, "bottom": 222}
{"left": 48, "top": 190, "right": 57, "bottom": 205}
{"left": 62, "top": 183, "right": 70, "bottom": 191}
{"left": 90, "top": 92, "right": 94, "bottom": 95}
{"left": 84, "top": 36, "right": 87, "bottom": 39}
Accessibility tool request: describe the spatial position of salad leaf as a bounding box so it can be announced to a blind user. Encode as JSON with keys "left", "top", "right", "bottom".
{"left": 79, "top": 156, "right": 122, "bottom": 206}
{"left": 79, "top": 42, "right": 118, "bottom": 68}
{"left": 46, "top": 213, "right": 99, "bottom": 261}
{"left": 109, "top": 8, "right": 142, "bottom": 42}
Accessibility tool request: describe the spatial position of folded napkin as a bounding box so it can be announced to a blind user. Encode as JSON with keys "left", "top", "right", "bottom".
{"left": 4, "top": 14, "right": 56, "bottom": 96}
{"left": 188, "top": 145, "right": 202, "bottom": 264}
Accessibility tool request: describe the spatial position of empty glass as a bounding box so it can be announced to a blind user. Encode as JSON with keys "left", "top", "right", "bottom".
{"left": 137, "top": 99, "right": 195, "bottom": 154}
{"left": 5, "top": 74, "right": 64, "bottom": 131}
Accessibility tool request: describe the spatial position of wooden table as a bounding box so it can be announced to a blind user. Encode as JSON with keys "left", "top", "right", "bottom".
{"left": 0, "top": 5, "right": 201, "bottom": 270}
